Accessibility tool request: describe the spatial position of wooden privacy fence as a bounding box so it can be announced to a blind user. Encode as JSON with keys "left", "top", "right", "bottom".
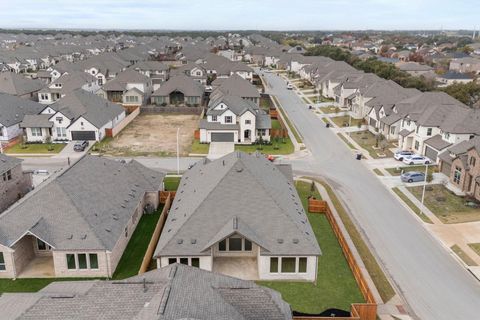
{"left": 105, "top": 106, "right": 140, "bottom": 138}
{"left": 141, "top": 105, "right": 204, "bottom": 114}
{"left": 138, "top": 193, "right": 173, "bottom": 274}
{"left": 270, "top": 111, "right": 289, "bottom": 138}
{"left": 296, "top": 198, "right": 377, "bottom": 320}
{"left": 160, "top": 191, "right": 176, "bottom": 204}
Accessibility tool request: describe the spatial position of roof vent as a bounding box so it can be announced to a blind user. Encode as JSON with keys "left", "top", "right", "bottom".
{"left": 191, "top": 239, "right": 197, "bottom": 244}
{"left": 67, "top": 234, "right": 73, "bottom": 240}
{"left": 177, "top": 239, "right": 183, "bottom": 244}
{"left": 121, "top": 204, "right": 126, "bottom": 208}
{"left": 277, "top": 238, "right": 284, "bottom": 244}
{"left": 232, "top": 216, "right": 238, "bottom": 230}
{"left": 81, "top": 234, "right": 87, "bottom": 240}
{"left": 105, "top": 228, "right": 111, "bottom": 232}
{"left": 292, "top": 238, "right": 299, "bottom": 244}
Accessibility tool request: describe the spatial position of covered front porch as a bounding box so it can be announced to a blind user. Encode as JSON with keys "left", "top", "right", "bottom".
{"left": 18, "top": 256, "right": 55, "bottom": 278}
{"left": 12, "top": 234, "right": 56, "bottom": 278}
{"left": 212, "top": 257, "right": 259, "bottom": 280}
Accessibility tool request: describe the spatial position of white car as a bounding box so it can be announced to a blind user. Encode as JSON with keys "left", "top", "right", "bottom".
{"left": 394, "top": 150, "right": 415, "bottom": 161}
{"left": 287, "top": 83, "right": 293, "bottom": 90}
{"left": 402, "top": 155, "right": 431, "bottom": 165}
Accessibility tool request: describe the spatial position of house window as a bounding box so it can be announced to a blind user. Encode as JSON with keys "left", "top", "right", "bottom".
{"left": 470, "top": 157, "right": 476, "bottom": 167}
{"left": 40, "top": 93, "right": 48, "bottom": 100}
{"left": 124, "top": 227, "right": 128, "bottom": 238}
{"left": 31, "top": 127, "right": 42, "bottom": 137}
{"left": 390, "top": 126, "right": 396, "bottom": 135}
{"left": 66, "top": 254, "right": 76, "bottom": 269}
{"left": 191, "top": 258, "right": 200, "bottom": 268}
{"left": 298, "top": 257, "right": 307, "bottom": 273}
{"left": 180, "top": 258, "right": 188, "bottom": 265}
{"left": 89, "top": 254, "right": 98, "bottom": 269}
{"left": 56, "top": 127, "right": 66, "bottom": 138}
{"left": 427, "top": 128, "right": 432, "bottom": 136}
{"left": 244, "top": 239, "right": 252, "bottom": 251}
{"left": 270, "top": 257, "right": 279, "bottom": 273}
{"left": 219, "top": 239, "right": 227, "bottom": 251}
{"left": 212, "top": 115, "right": 217, "bottom": 122}
{"left": 225, "top": 116, "right": 233, "bottom": 124}
{"left": 0, "top": 126, "right": 3, "bottom": 136}
{"left": 56, "top": 117, "right": 63, "bottom": 124}
{"left": 228, "top": 238, "right": 242, "bottom": 251}
{"left": 37, "top": 239, "right": 51, "bottom": 251}
{"left": 245, "top": 119, "right": 251, "bottom": 125}
{"left": 0, "top": 252, "right": 5, "bottom": 271}
{"left": 444, "top": 133, "right": 450, "bottom": 140}
{"left": 126, "top": 95, "right": 139, "bottom": 103}
{"left": 78, "top": 254, "right": 87, "bottom": 269}
{"left": 414, "top": 140, "right": 419, "bottom": 150}
{"left": 454, "top": 167, "right": 462, "bottom": 184}
{"left": 168, "top": 258, "right": 177, "bottom": 265}
{"left": 2, "top": 170, "right": 12, "bottom": 181}
{"left": 281, "top": 257, "right": 296, "bottom": 273}
{"left": 258, "top": 129, "right": 266, "bottom": 136}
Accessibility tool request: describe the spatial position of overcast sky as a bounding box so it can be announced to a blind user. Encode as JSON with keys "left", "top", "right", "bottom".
{"left": 0, "top": 0, "right": 477, "bottom": 30}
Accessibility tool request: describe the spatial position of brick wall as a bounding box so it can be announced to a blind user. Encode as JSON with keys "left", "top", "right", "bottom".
{"left": 0, "top": 165, "right": 32, "bottom": 213}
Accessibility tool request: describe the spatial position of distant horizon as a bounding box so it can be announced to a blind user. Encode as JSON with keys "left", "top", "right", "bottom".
{"left": 0, "top": 0, "right": 477, "bottom": 31}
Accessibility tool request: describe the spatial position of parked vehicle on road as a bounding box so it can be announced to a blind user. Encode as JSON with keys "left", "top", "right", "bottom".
{"left": 401, "top": 171, "right": 426, "bottom": 183}
{"left": 287, "top": 83, "right": 293, "bottom": 90}
{"left": 402, "top": 155, "right": 431, "bottom": 165}
{"left": 73, "top": 140, "right": 89, "bottom": 152}
{"left": 394, "top": 150, "right": 415, "bottom": 161}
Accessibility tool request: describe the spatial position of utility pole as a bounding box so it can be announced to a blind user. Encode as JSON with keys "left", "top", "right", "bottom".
{"left": 176, "top": 127, "right": 180, "bottom": 175}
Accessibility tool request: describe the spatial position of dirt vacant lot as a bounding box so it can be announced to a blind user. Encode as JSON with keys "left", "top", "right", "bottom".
{"left": 100, "top": 114, "right": 199, "bottom": 156}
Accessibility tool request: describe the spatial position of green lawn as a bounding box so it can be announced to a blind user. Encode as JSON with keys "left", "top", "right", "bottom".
{"left": 373, "top": 168, "right": 384, "bottom": 176}
{"left": 189, "top": 139, "right": 209, "bottom": 154}
{"left": 330, "top": 116, "right": 364, "bottom": 128}
{"left": 259, "top": 181, "right": 363, "bottom": 313}
{"left": 112, "top": 208, "right": 163, "bottom": 280}
{"left": 386, "top": 165, "right": 438, "bottom": 176}
{"left": 350, "top": 131, "right": 395, "bottom": 158}
{"left": 272, "top": 97, "right": 303, "bottom": 144}
{"left": 320, "top": 106, "right": 340, "bottom": 114}
{"left": 451, "top": 245, "right": 477, "bottom": 266}
{"left": 164, "top": 176, "right": 181, "bottom": 191}
{"left": 0, "top": 277, "right": 106, "bottom": 293}
{"left": 6, "top": 143, "right": 66, "bottom": 154}
{"left": 313, "top": 179, "right": 396, "bottom": 303}
{"left": 271, "top": 119, "right": 283, "bottom": 130}
{"left": 260, "top": 95, "right": 274, "bottom": 111}
{"left": 235, "top": 137, "right": 294, "bottom": 155}
{"left": 407, "top": 184, "right": 480, "bottom": 224}
{"left": 392, "top": 187, "right": 433, "bottom": 224}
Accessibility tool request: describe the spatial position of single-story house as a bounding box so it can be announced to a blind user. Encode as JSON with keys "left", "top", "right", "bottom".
{"left": 99, "top": 69, "right": 152, "bottom": 108}
{"left": 21, "top": 89, "right": 126, "bottom": 142}
{"left": 0, "top": 155, "right": 165, "bottom": 278}
{"left": 151, "top": 75, "right": 204, "bottom": 106}
{"left": 154, "top": 152, "right": 321, "bottom": 281}
{"left": 0, "top": 264, "right": 292, "bottom": 320}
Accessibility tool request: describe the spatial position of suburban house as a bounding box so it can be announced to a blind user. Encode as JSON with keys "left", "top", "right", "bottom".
{"left": 0, "top": 155, "right": 165, "bottom": 278}
{"left": 438, "top": 137, "right": 480, "bottom": 200}
{"left": 0, "top": 264, "right": 292, "bottom": 320}
{"left": 80, "top": 52, "right": 131, "bottom": 85}
{"left": 396, "top": 62, "right": 435, "bottom": 78}
{"left": 130, "top": 60, "right": 170, "bottom": 90}
{"left": 151, "top": 75, "right": 204, "bottom": 107}
{"left": 154, "top": 152, "right": 321, "bottom": 281}
{"left": 199, "top": 94, "right": 271, "bottom": 143}
{"left": 0, "top": 154, "right": 32, "bottom": 214}
{"left": 98, "top": 69, "right": 152, "bottom": 109}
{"left": 0, "top": 93, "right": 45, "bottom": 145}
{"left": 170, "top": 62, "right": 208, "bottom": 85}
{"left": 0, "top": 72, "right": 44, "bottom": 100}
{"left": 210, "top": 74, "right": 260, "bottom": 106}
{"left": 21, "top": 89, "right": 125, "bottom": 142}
{"left": 437, "top": 71, "right": 475, "bottom": 87}
{"left": 37, "top": 71, "right": 101, "bottom": 105}
{"left": 449, "top": 57, "right": 480, "bottom": 75}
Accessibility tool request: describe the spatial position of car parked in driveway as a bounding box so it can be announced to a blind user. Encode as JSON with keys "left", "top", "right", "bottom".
{"left": 402, "top": 155, "right": 431, "bottom": 165}
{"left": 401, "top": 171, "right": 426, "bottom": 183}
{"left": 73, "top": 140, "right": 89, "bottom": 152}
{"left": 394, "top": 150, "right": 415, "bottom": 161}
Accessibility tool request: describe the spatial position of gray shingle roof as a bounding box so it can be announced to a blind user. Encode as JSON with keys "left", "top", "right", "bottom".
{"left": 154, "top": 152, "right": 321, "bottom": 258}
{"left": 0, "top": 92, "right": 45, "bottom": 127}
{"left": 211, "top": 74, "right": 260, "bottom": 99}
{"left": 424, "top": 134, "right": 452, "bottom": 151}
{"left": 0, "top": 153, "right": 22, "bottom": 175}
{"left": 50, "top": 89, "right": 124, "bottom": 129}
{"left": 152, "top": 74, "right": 204, "bottom": 97}
{"left": 1, "top": 264, "right": 292, "bottom": 320}
{"left": 20, "top": 114, "right": 53, "bottom": 128}
{"left": 0, "top": 71, "right": 43, "bottom": 96}
{"left": 0, "top": 156, "right": 164, "bottom": 251}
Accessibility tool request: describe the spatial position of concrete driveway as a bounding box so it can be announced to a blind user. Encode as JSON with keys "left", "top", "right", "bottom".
{"left": 54, "top": 140, "right": 91, "bottom": 160}
{"left": 261, "top": 69, "right": 480, "bottom": 320}
{"left": 207, "top": 142, "right": 234, "bottom": 160}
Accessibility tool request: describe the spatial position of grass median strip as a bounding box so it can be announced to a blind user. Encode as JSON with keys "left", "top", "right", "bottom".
{"left": 271, "top": 95, "right": 303, "bottom": 144}
{"left": 311, "top": 178, "right": 396, "bottom": 303}
{"left": 392, "top": 187, "right": 433, "bottom": 224}
{"left": 373, "top": 168, "right": 384, "bottom": 176}
{"left": 451, "top": 245, "right": 478, "bottom": 266}
{"left": 336, "top": 133, "right": 356, "bottom": 150}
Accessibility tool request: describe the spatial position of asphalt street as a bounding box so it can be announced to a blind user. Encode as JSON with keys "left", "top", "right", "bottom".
{"left": 262, "top": 71, "right": 480, "bottom": 320}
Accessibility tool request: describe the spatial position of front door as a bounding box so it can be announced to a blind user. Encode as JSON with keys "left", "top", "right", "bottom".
{"left": 244, "top": 130, "right": 251, "bottom": 140}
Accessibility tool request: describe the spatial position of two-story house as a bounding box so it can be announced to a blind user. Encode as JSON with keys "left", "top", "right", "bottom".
{"left": 199, "top": 95, "right": 271, "bottom": 144}
{"left": 0, "top": 154, "right": 32, "bottom": 214}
